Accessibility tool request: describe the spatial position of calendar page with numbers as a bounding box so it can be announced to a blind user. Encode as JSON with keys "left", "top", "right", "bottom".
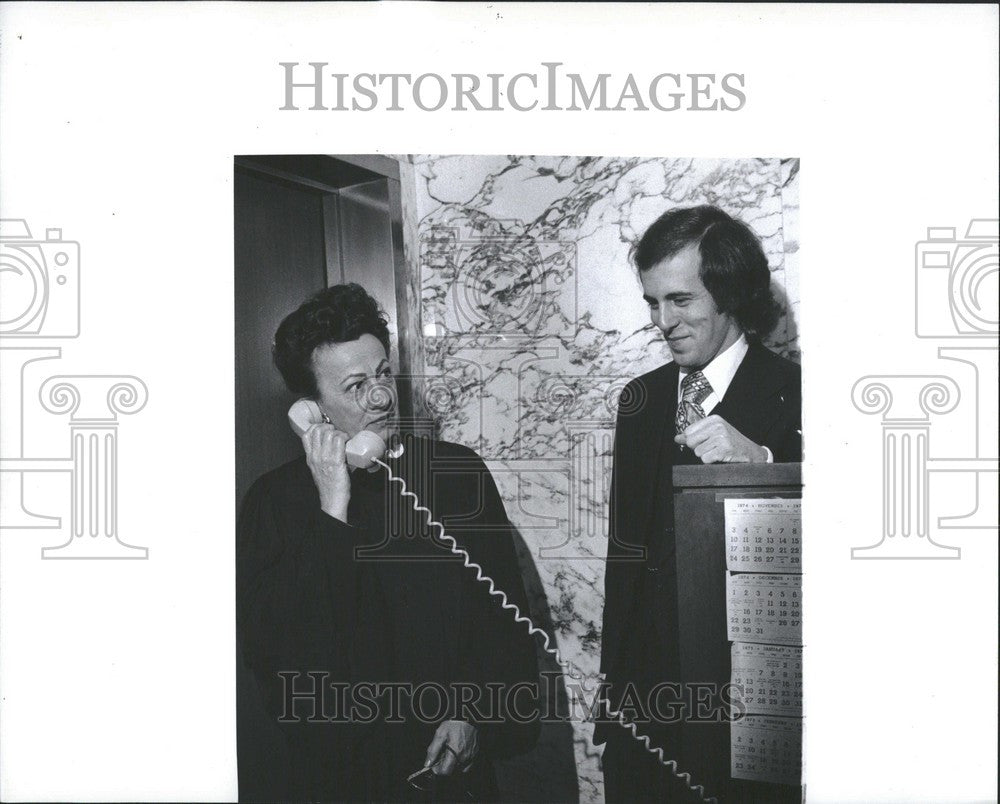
{"left": 726, "top": 572, "right": 802, "bottom": 645}
{"left": 725, "top": 498, "right": 801, "bottom": 572}
{"left": 730, "top": 714, "right": 803, "bottom": 786}
{"left": 730, "top": 642, "right": 803, "bottom": 717}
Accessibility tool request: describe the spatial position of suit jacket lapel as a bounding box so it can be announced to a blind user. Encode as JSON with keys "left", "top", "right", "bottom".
{"left": 632, "top": 362, "right": 678, "bottom": 548}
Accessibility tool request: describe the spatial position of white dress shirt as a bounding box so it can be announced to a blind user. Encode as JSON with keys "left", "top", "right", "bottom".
{"left": 676, "top": 334, "right": 773, "bottom": 462}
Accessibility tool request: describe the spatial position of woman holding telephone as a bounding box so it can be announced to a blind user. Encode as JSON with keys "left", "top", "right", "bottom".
{"left": 237, "top": 284, "right": 539, "bottom": 802}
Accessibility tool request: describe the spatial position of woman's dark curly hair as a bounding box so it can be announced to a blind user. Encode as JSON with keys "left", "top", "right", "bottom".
{"left": 273, "top": 283, "right": 391, "bottom": 397}
{"left": 632, "top": 205, "right": 781, "bottom": 338}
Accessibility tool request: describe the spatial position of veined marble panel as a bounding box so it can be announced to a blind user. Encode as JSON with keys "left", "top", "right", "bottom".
{"left": 405, "top": 155, "right": 800, "bottom": 803}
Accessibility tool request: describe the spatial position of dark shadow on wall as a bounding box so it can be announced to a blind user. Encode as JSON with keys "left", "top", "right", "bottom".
{"left": 763, "top": 279, "right": 800, "bottom": 364}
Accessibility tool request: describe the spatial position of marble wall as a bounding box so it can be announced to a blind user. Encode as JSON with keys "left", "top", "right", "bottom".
{"left": 397, "top": 155, "right": 800, "bottom": 802}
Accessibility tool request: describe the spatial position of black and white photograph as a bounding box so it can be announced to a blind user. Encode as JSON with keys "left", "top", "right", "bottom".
{"left": 0, "top": 4, "right": 996, "bottom": 804}
{"left": 234, "top": 154, "right": 802, "bottom": 802}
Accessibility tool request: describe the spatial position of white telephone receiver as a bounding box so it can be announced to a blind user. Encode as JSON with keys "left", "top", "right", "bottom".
{"left": 287, "top": 399, "right": 387, "bottom": 470}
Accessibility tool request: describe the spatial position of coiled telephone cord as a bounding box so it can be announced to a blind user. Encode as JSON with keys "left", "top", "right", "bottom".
{"left": 374, "top": 457, "right": 717, "bottom": 804}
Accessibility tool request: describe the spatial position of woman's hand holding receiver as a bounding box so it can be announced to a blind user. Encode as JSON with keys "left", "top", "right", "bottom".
{"left": 302, "top": 423, "right": 352, "bottom": 523}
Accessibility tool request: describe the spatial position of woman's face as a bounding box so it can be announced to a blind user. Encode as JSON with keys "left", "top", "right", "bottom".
{"left": 311, "top": 334, "right": 397, "bottom": 442}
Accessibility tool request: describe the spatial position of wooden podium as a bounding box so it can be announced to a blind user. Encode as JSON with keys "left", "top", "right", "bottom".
{"left": 672, "top": 462, "right": 803, "bottom": 803}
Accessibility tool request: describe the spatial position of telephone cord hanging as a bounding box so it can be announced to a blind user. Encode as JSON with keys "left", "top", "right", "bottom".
{"left": 374, "top": 457, "right": 717, "bottom": 804}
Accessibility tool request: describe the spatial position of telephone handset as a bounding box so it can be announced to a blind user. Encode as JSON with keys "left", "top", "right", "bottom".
{"left": 286, "top": 400, "right": 715, "bottom": 801}
{"left": 287, "top": 399, "right": 387, "bottom": 470}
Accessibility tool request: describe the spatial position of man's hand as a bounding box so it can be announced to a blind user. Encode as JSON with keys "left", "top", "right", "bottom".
{"left": 302, "top": 424, "right": 352, "bottom": 522}
{"left": 424, "top": 720, "right": 478, "bottom": 776}
{"left": 675, "top": 414, "right": 768, "bottom": 464}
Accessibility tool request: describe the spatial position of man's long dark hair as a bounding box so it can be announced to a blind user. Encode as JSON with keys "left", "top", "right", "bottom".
{"left": 632, "top": 205, "right": 780, "bottom": 338}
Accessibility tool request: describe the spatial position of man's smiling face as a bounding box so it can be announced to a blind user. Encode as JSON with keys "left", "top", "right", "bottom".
{"left": 640, "top": 243, "right": 742, "bottom": 370}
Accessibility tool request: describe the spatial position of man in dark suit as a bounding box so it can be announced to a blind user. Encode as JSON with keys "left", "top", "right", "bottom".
{"left": 595, "top": 206, "right": 802, "bottom": 802}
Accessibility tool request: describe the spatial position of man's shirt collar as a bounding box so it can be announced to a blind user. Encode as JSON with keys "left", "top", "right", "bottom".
{"left": 677, "top": 333, "right": 749, "bottom": 413}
